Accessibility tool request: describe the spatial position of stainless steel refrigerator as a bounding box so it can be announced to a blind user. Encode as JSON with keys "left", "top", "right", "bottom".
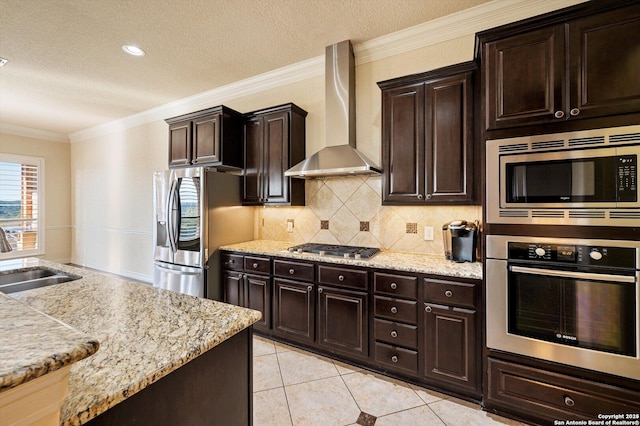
{"left": 153, "top": 167, "right": 253, "bottom": 299}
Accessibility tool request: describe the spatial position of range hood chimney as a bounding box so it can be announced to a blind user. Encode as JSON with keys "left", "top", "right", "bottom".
{"left": 285, "top": 40, "right": 381, "bottom": 178}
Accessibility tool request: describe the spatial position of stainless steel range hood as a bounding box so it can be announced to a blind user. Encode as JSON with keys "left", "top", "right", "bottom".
{"left": 285, "top": 40, "right": 381, "bottom": 179}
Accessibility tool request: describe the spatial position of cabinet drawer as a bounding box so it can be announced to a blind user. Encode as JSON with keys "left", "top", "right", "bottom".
{"left": 424, "top": 278, "right": 476, "bottom": 309}
{"left": 374, "top": 318, "right": 418, "bottom": 349}
{"left": 375, "top": 342, "right": 418, "bottom": 374}
{"left": 374, "top": 272, "right": 417, "bottom": 298}
{"left": 487, "top": 358, "right": 640, "bottom": 421}
{"left": 318, "top": 265, "right": 368, "bottom": 290}
{"left": 374, "top": 296, "right": 417, "bottom": 324}
{"left": 244, "top": 256, "right": 271, "bottom": 275}
{"left": 274, "top": 259, "right": 314, "bottom": 281}
{"left": 221, "top": 253, "right": 244, "bottom": 271}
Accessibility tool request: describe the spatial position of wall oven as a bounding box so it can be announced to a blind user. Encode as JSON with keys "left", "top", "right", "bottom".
{"left": 486, "top": 125, "right": 640, "bottom": 226}
{"left": 486, "top": 235, "right": 640, "bottom": 380}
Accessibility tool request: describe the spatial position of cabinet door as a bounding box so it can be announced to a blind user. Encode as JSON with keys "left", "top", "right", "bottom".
{"left": 243, "top": 117, "right": 263, "bottom": 204}
{"left": 273, "top": 279, "right": 315, "bottom": 343}
{"left": 484, "top": 25, "right": 565, "bottom": 129}
{"left": 192, "top": 113, "right": 221, "bottom": 165}
{"left": 425, "top": 72, "right": 474, "bottom": 203}
{"left": 246, "top": 273, "right": 271, "bottom": 332}
{"left": 568, "top": 5, "right": 640, "bottom": 120}
{"left": 382, "top": 83, "right": 425, "bottom": 204}
{"left": 223, "top": 271, "right": 244, "bottom": 306}
{"left": 423, "top": 303, "right": 477, "bottom": 391}
{"left": 168, "top": 120, "right": 192, "bottom": 167}
{"left": 263, "top": 111, "right": 290, "bottom": 204}
{"left": 317, "top": 286, "right": 368, "bottom": 358}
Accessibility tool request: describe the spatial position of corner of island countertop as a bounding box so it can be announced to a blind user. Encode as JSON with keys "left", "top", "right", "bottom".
{"left": 0, "top": 291, "right": 100, "bottom": 392}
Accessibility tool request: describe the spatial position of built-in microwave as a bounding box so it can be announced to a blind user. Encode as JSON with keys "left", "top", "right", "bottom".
{"left": 486, "top": 125, "right": 640, "bottom": 226}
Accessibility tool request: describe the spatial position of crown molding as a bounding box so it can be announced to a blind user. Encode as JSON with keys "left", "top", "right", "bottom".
{"left": 69, "top": 55, "right": 324, "bottom": 142}
{"left": 0, "top": 123, "right": 69, "bottom": 143}
{"left": 355, "top": 0, "right": 587, "bottom": 64}
{"left": 69, "top": 0, "right": 586, "bottom": 143}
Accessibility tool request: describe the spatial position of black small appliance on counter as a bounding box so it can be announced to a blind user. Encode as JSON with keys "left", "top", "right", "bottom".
{"left": 442, "top": 220, "right": 478, "bottom": 262}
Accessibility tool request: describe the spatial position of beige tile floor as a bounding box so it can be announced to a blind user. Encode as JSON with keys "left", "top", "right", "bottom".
{"left": 252, "top": 335, "right": 526, "bottom": 426}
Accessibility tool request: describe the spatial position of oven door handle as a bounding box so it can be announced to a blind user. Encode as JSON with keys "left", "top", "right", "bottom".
{"left": 510, "top": 265, "right": 636, "bottom": 284}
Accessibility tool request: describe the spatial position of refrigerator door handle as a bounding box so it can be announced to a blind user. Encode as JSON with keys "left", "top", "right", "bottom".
{"left": 167, "top": 179, "right": 178, "bottom": 253}
{"left": 154, "top": 262, "right": 201, "bottom": 275}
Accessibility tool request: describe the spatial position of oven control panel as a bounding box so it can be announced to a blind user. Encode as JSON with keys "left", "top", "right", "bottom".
{"left": 508, "top": 242, "right": 636, "bottom": 268}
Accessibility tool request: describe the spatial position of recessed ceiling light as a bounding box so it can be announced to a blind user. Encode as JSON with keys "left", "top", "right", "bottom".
{"left": 0, "top": 57, "right": 8, "bottom": 67}
{"left": 122, "top": 45, "right": 145, "bottom": 57}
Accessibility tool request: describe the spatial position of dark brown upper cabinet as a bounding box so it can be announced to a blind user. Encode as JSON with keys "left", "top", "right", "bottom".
{"left": 165, "top": 105, "right": 243, "bottom": 169}
{"left": 378, "top": 62, "right": 477, "bottom": 205}
{"left": 480, "top": 2, "right": 640, "bottom": 132}
{"left": 243, "top": 103, "right": 306, "bottom": 206}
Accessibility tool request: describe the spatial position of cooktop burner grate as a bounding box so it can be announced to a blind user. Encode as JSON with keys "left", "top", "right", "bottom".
{"left": 287, "top": 243, "right": 380, "bottom": 259}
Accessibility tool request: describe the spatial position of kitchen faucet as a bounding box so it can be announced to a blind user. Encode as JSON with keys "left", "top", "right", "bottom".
{"left": 0, "top": 227, "right": 13, "bottom": 252}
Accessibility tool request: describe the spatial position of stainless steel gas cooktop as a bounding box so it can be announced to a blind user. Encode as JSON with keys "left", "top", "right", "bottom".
{"left": 287, "top": 243, "right": 380, "bottom": 259}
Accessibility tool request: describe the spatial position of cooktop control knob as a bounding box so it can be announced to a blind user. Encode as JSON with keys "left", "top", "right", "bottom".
{"left": 589, "top": 250, "right": 603, "bottom": 261}
{"left": 535, "top": 247, "right": 546, "bottom": 257}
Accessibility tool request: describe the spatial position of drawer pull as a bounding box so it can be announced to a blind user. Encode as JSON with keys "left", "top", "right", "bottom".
{"left": 252, "top": 263, "right": 259, "bottom": 269}
{"left": 564, "top": 396, "right": 575, "bottom": 407}
{"left": 445, "top": 290, "right": 453, "bottom": 298}
{"left": 338, "top": 275, "right": 345, "bottom": 282}
{"left": 390, "top": 282, "right": 397, "bottom": 290}
{"left": 307, "top": 286, "right": 312, "bottom": 292}
{"left": 425, "top": 306, "right": 432, "bottom": 313}
{"left": 390, "top": 307, "right": 398, "bottom": 314}
{"left": 289, "top": 268, "right": 295, "bottom": 275}
{"left": 391, "top": 355, "right": 398, "bottom": 363}
{"left": 390, "top": 330, "right": 398, "bottom": 338}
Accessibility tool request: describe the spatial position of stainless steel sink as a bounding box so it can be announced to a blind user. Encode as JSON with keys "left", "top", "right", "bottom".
{"left": 0, "top": 267, "right": 81, "bottom": 294}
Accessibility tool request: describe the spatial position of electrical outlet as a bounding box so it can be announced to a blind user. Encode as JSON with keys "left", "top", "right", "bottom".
{"left": 287, "top": 219, "right": 294, "bottom": 233}
{"left": 424, "top": 226, "right": 434, "bottom": 241}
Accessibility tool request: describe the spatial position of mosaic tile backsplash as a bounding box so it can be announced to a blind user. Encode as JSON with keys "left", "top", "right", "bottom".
{"left": 255, "top": 176, "right": 482, "bottom": 255}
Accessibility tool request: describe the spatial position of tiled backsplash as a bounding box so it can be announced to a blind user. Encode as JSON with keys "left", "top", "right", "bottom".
{"left": 256, "top": 176, "right": 482, "bottom": 255}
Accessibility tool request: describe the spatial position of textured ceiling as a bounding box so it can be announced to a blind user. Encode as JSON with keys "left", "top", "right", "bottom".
{"left": 0, "top": 0, "right": 490, "bottom": 137}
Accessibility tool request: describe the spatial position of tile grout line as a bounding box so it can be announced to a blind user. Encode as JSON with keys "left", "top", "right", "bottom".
{"left": 274, "top": 345, "right": 295, "bottom": 426}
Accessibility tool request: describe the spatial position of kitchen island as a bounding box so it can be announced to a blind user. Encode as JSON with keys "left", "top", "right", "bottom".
{"left": 1, "top": 258, "right": 261, "bottom": 425}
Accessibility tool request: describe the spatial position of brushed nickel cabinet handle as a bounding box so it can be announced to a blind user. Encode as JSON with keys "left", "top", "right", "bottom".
{"left": 390, "top": 306, "right": 398, "bottom": 314}
{"left": 252, "top": 263, "right": 259, "bottom": 269}
{"left": 390, "top": 330, "right": 398, "bottom": 338}
{"left": 338, "top": 275, "right": 344, "bottom": 281}
{"left": 307, "top": 286, "right": 312, "bottom": 292}
{"left": 318, "top": 288, "right": 323, "bottom": 294}
{"left": 417, "top": 194, "right": 424, "bottom": 200}
{"left": 445, "top": 290, "right": 453, "bottom": 298}
{"left": 570, "top": 108, "right": 580, "bottom": 116}
{"left": 289, "top": 268, "right": 295, "bottom": 275}
{"left": 426, "top": 194, "right": 432, "bottom": 200}
{"left": 425, "top": 306, "right": 432, "bottom": 313}
{"left": 390, "top": 283, "right": 397, "bottom": 290}
{"left": 564, "top": 396, "right": 575, "bottom": 407}
{"left": 554, "top": 110, "right": 565, "bottom": 119}
{"left": 391, "top": 355, "right": 398, "bottom": 363}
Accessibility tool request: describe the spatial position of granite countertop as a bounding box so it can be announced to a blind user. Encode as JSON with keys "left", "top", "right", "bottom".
{"left": 220, "top": 240, "right": 483, "bottom": 280}
{"left": 1, "top": 258, "right": 261, "bottom": 426}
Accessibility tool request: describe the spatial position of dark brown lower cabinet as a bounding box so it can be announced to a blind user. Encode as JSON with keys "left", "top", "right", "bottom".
{"left": 423, "top": 303, "right": 477, "bottom": 391}
{"left": 273, "top": 278, "right": 315, "bottom": 343}
{"left": 486, "top": 358, "right": 640, "bottom": 422}
{"left": 317, "top": 285, "right": 368, "bottom": 359}
{"left": 222, "top": 270, "right": 271, "bottom": 332}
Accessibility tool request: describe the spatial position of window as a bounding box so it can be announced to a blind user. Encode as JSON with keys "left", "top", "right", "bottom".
{"left": 0, "top": 154, "right": 45, "bottom": 259}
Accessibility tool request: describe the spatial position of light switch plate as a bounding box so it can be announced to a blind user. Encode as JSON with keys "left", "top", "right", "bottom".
{"left": 424, "top": 226, "right": 434, "bottom": 241}
{"left": 287, "top": 219, "right": 294, "bottom": 233}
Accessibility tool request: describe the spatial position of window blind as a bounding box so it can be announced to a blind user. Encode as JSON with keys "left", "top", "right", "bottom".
{"left": 0, "top": 157, "right": 42, "bottom": 254}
